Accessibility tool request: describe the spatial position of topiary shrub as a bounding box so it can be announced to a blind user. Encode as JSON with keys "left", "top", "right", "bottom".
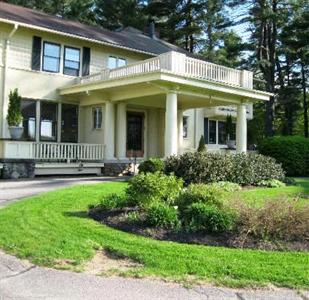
{"left": 177, "top": 184, "right": 224, "bottom": 214}
{"left": 138, "top": 158, "right": 164, "bottom": 174}
{"left": 183, "top": 203, "right": 235, "bottom": 233}
{"left": 145, "top": 202, "right": 179, "bottom": 229}
{"left": 165, "top": 152, "right": 285, "bottom": 186}
{"left": 126, "top": 172, "right": 183, "bottom": 207}
{"left": 197, "top": 135, "right": 207, "bottom": 152}
{"left": 258, "top": 136, "right": 309, "bottom": 176}
{"left": 7, "top": 89, "right": 23, "bottom": 126}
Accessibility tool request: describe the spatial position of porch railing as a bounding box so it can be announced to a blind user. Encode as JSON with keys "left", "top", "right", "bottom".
{"left": 32, "top": 143, "right": 104, "bottom": 161}
{"left": 0, "top": 140, "right": 104, "bottom": 161}
{"left": 80, "top": 51, "right": 253, "bottom": 89}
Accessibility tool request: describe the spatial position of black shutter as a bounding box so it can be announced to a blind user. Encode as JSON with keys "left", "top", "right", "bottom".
{"left": 82, "top": 47, "right": 90, "bottom": 76}
{"left": 204, "top": 118, "right": 209, "bottom": 144}
{"left": 31, "top": 36, "right": 41, "bottom": 70}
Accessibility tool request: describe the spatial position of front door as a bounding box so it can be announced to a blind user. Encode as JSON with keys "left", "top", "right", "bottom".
{"left": 126, "top": 112, "right": 144, "bottom": 157}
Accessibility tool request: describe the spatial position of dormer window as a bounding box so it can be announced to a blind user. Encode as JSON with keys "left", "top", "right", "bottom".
{"left": 108, "top": 56, "right": 127, "bottom": 69}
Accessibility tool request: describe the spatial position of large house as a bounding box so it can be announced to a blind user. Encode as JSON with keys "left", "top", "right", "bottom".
{"left": 0, "top": 2, "right": 270, "bottom": 178}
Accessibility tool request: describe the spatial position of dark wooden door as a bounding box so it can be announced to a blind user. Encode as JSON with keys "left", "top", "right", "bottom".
{"left": 126, "top": 112, "right": 144, "bottom": 157}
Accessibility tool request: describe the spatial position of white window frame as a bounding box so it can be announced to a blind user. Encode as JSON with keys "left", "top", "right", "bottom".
{"left": 92, "top": 107, "right": 102, "bottom": 130}
{"left": 107, "top": 56, "right": 127, "bottom": 69}
{"left": 183, "top": 116, "right": 189, "bottom": 139}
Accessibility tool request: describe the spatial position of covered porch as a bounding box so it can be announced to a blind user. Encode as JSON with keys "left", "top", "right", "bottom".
{"left": 60, "top": 51, "right": 270, "bottom": 159}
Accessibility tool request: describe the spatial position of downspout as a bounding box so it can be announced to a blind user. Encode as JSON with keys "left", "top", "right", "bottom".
{"left": 1, "top": 23, "right": 19, "bottom": 138}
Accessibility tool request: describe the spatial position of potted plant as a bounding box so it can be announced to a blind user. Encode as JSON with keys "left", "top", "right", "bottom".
{"left": 7, "top": 89, "right": 23, "bottom": 140}
{"left": 226, "top": 115, "right": 235, "bottom": 149}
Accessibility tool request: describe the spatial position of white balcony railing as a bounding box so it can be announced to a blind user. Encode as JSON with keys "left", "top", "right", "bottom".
{"left": 0, "top": 140, "right": 104, "bottom": 161}
{"left": 80, "top": 51, "right": 253, "bottom": 89}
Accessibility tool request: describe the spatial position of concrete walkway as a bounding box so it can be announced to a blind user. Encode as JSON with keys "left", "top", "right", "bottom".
{"left": 0, "top": 251, "right": 307, "bottom": 300}
{"left": 0, "top": 176, "right": 125, "bottom": 208}
{"left": 0, "top": 177, "right": 307, "bottom": 299}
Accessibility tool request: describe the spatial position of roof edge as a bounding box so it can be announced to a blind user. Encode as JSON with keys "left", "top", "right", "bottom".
{"left": 0, "top": 17, "right": 157, "bottom": 57}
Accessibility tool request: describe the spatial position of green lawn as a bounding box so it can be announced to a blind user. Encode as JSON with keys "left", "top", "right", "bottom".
{"left": 0, "top": 180, "right": 308, "bottom": 288}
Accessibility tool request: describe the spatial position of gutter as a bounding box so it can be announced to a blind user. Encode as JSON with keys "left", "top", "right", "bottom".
{"left": 1, "top": 23, "right": 19, "bottom": 137}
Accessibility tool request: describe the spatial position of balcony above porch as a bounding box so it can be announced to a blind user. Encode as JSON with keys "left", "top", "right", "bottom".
{"left": 59, "top": 51, "right": 271, "bottom": 110}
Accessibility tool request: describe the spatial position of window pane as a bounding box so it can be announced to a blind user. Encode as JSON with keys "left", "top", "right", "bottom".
{"left": 93, "top": 107, "right": 102, "bottom": 129}
{"left": 65, "top": 47, "right": 80, "bottom": 62}
{"left": 208, "top": 120, "right": 217, "bottom": 144}
{"left": 218, "top": 121, "right": 226, "bottom": 144}
{"left": 43, "top": 57, "right": 60, "bottom": 72}
{"left": 183, "top": 116, "right": 188, "bottom": 138}
{"left": 44, "top": 43, "right": 60, "bottom": 58}
{"left": 64, "top": 47, "right": 80, "bottom": 76}
{"left": 230, "top": 123, "right": 236, "bottom": 140}
{"left": 21, "top": 100, "right": 36, "bottom": 141}
{"left": 118, "top": 58, "right": 126, "bottom": 67}
{"left": 108, "top": 56, "right": 117, "bottom": 69}
{"left": 40, "top": 102, "right": 57, "bottom": 141}
{"left": 61, "top": 104, "right": 78, "bottom": 143}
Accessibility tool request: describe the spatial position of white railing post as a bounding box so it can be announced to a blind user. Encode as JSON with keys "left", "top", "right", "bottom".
{"left": 240, "top": 70, "right": 253, "bottom": 89}
{"left": 159, "top": 51, "right": 186, "bottom": 74}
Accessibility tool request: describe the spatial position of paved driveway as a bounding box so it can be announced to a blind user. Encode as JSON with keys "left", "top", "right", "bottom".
{"left": 0, "top": 251, "right": 305, "bottom": 300}
{"left": 0, "top": 176, "right": 124, "bottom": 208}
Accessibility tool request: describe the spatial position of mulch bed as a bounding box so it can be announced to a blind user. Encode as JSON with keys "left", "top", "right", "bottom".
{"left": 89, "top": 207, "right": 309, "bottom": 252}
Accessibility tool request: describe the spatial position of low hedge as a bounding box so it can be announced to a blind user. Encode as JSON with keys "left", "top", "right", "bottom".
{"left": 258, "top": 136, "right": 309, "bottom": 176}
{"left": 165, "top": 152, "right": 285, "bottom": 185}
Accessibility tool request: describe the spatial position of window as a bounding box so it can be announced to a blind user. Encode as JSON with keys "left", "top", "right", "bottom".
{"left": 183, "top": 116, "right": 188, "bottom": 138}
{"left": 218, "top": 121, "right": 226, "bottom": 144}
{"left": 21, "top": 100, "right": 36, "bottom": 141}
{"left": 93, "top": 107, "right": 102, "bottom": 129}
{"left": 208, "top": 120, "right": 217, "bottom": 144}
{"left": 108, "top": 56, "right": 127, "bottom": 69}
{"left": 40, "top": 102, "right": 58, "bottom": 141}
{"left": 63, "top": 47, "right": 80, "bottom": 76}
{"left": 43, "top": 42, "right": 61, "bottom": 73}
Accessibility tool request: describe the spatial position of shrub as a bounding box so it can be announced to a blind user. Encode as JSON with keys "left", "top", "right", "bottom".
{"left": 99, "top": 193, "right": 126, "bottom": 210}
{"left": 177, "top": 184, "right": 223, "bottom": 214}
{"left": 258, "top": 136, "right": 309, "bottom": 176}
{"left": 233, "top": 198, "right": 309, "bottom": 241}
{"left": 256, "top": 179, "right": 286, "bottom": 188}
{"left": 7, "top": 89, "right": 22, "bottom": 126}
{"left": 197, "top": 135, "right": 207, "bottom": 152}
{"left": 183, "top": 203, "right": 235, "bottom": 233}
{"left": 138, "top": 158, "right": 164, "bottom": 174}
{"left": 126, "top": 211, "right": 141, "bottom": 224}
{"left": 208, "top": 181, "right": 241, "bottom": 192}
{"left": 145, "top": 202, "right": 179, "bottom": 229}
{"left": 165, "top": 152, "right": 285, "bottom": 185}
{"left": 126, "top": 172, "right": 183, "bottom": 207}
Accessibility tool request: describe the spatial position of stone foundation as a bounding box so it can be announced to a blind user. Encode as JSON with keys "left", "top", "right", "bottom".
{"left": 0, "top": 159, "right": 35, "bottom": 179}
{"left": 103, "top": 162, "right": 136, "bottom": 176}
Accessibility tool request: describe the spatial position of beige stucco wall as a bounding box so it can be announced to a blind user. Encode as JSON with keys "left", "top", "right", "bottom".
{"left": 0, "top": 22, "right": 150, "bottom": 138}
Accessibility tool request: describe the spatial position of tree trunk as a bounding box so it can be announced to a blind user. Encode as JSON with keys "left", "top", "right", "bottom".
{"left": 301, "top": 61, "right": 309, "bottom": 137}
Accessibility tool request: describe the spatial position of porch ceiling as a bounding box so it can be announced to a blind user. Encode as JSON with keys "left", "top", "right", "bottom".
{"left": 59, "top": 71, "right": 271, "bottom": 109}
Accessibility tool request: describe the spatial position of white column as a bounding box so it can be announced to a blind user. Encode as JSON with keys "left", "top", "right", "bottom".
{"left": 177, "top": 110, "right": 183, "bottom": 154}
{"left": 164, "top": 91, "right": 178, "bottom": 157}
{"left": 236, "top": 103, "right": 247, "bottom": 153}
{"left": 57, "top": 103, "right": 62, "bottom": 143}
{"left": 104, "top": 102, "right": 115, "bottom": 160}
{"left": 195, "top": 108, "right": 205, "bottom": 148}
{"left": 116, "top": 102, "right": 127, "bottom": 159}
{"left": 148, "top": 109, "right": 159, "bottom": 157}
{"left": 35, "top": 100, "right": 40, "bottom": 142}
